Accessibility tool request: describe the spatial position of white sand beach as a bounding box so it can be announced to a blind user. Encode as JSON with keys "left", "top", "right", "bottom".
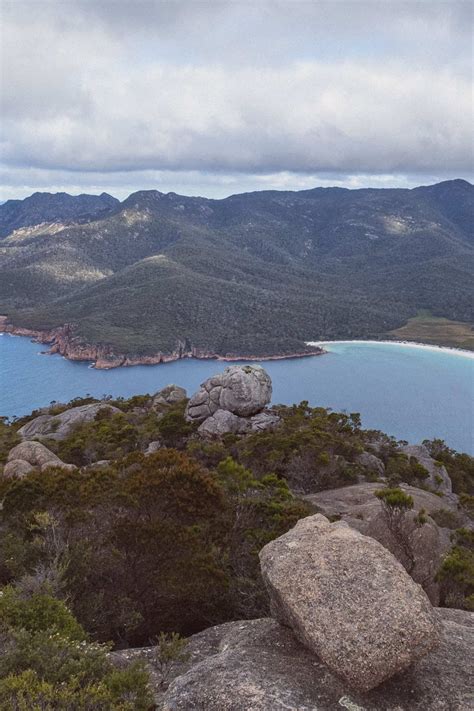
{"left": 306, "top": 339, "right": 474, "bottom": 360}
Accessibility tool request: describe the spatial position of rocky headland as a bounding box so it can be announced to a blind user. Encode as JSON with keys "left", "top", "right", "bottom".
{"left": 0, "top": 316, "right": 324, "bottom": 369}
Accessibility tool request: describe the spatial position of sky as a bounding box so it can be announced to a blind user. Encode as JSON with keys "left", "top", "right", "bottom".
{"left": 1, "top": 0, "right": 472, "bottom": 200}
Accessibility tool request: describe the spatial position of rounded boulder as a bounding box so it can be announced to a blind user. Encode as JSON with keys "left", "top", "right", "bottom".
{"left": 186, "top": 365, "right": 272, "bottom": 423}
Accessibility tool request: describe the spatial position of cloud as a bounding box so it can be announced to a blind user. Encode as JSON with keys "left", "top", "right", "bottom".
{"left": 2, "top": 61, "right": 471, "bottom": 174}
{"left": 0, "top": 0, "right": 472, "bottom": 196}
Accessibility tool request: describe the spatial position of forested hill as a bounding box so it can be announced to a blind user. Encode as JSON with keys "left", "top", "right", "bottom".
{"left": 0, "top": 179, "right": 472, "bottom": 358}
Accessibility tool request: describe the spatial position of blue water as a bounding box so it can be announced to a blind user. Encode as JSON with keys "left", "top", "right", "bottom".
{"left": 1, "top": 335, "right": 473, "bottom": 453}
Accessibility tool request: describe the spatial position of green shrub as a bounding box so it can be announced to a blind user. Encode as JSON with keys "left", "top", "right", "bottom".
{"left": 374, "top": 488, "right": 420, "bottom": 574}
{"left": 385, "top": 454, "right": 429, "bottom": 487}
{"left": 0, "top": 586, "right": 85, "bottom": 640}
{"left": 375, "top": 488, "right": 414, "bottom": 511}
{"left": 153, "top": 631, "right": 190, "bottom": 688}
{"left": 157, "top": 407, "right": 196, "bottom": 447}
{"left": 0, "top": 588, "right": 152, "bottom": 710}
{"left": 430, "top": 508, "right": 463, "bottom": 530}
{"left": 423, "top": 439, "right": 474, "bottom": 495}
{"left": 437, "top": 528, "right": 474, "bottom": 610}
{"left": 0, "top": 417, "right": 21, "bottom": 465}
{"left": 459, "top": 493, "right": 474, "bottom": 514}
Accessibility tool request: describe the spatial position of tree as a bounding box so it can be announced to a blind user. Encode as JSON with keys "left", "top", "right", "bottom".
{"left": 437, "top": 528, "right": 474, "bottom": 610}
{"left": 153, "top": 632, "right": 190, "bottom": 689}
{"left": 375, "top": 488, "right": 421, "bottom": 573}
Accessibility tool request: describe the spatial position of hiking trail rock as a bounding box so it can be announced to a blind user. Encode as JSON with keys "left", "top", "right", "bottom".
{"left": 113, "top": 609, "right": 473, "bottom": 710}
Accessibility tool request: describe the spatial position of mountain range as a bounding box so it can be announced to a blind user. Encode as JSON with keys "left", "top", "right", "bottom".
{"left": 0, "top": 179, "right": 472, "bottom": 363}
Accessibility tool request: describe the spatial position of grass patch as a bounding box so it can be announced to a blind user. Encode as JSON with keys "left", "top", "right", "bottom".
{"left": 390, "top": 313, "right": 474, "bottom": 350}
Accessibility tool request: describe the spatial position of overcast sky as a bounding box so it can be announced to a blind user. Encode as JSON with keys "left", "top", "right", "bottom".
{"left": 1, "top": 0, "right": 472, "bottom": 200}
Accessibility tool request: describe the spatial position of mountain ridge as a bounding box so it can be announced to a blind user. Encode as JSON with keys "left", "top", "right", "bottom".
{"left": 0, "top": 179, "right": 472, "bottom": 363}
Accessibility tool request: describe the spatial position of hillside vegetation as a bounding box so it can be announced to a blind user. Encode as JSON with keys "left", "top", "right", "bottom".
{"left": 0, "top": 180, "right": 472, "bottom": 356}
{"left": 0, "top": 386, "right": 473, "bottom": 707}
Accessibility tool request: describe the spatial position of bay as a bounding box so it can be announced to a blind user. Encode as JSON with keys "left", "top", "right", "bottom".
{"left": 1, "top": 334, "right": 473, "bottom": 453}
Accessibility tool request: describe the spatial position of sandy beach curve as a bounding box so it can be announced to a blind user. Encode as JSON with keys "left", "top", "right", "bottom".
{"left": 306, "top": 339, "right": 474, "bottom": 360}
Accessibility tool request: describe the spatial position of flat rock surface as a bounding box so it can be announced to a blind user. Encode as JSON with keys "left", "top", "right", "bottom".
{"left": 259, "top": 514, "right": 439, "bottom": 692}
{"left": 114, "top": 609, "right": 473, "bottom": 710}
{"left": 305, "top": 482, "right": 459, "bottom": 519}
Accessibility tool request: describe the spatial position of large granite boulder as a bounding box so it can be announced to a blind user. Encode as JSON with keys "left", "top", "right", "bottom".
{"left": 5, "top": 441, "right": 76, "bottom": 476}
{"left": 18, "top": 402, "right": 120, "bottom": 441}
{"left": 259, "top": 513, "right": 439, "bottom": 692}
{"left": 185, "top": 365, "right": 272, "bottom": 423}
{"left": 114, "top": 609, "right": 473, "bottom": 710}
{"left": 152, "top": 384, "right": 187, "bottom": 409}
{"left": 3, "top": 459, "right": 35, "bottom": 478}
{"left": 8, "top": 441, "right": 66, "bottom": 468}
{"left": 400, "top": 444, "right": 452, "bottom": 493}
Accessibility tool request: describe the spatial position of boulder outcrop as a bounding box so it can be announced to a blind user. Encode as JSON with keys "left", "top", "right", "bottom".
{"left": 87, "top": 459, "right": 111, "bottom": 470}
{"left": 259, "top": 513, "right": 439, "bottom": 692}
{"left": 18, "top": 402, "right": 120, "bottom": 441}
{"left": 185, "top": 365, "right": 278, "bottom": 437}
{"left": 246, "top": 411, "right": 281, "bottom": 432}
{"left": 185, "top": 365, "right": 272, "bottom": 423}
{"left": 400, "top": 444, "right": 452, "bottom": 493}
{"left": 4, "top": 441, "right": 76, "bottom": 477}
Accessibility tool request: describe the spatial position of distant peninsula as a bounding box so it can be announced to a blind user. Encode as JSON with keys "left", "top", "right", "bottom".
{"left": 0, "top": 317, "right": 324, "bottom": 369}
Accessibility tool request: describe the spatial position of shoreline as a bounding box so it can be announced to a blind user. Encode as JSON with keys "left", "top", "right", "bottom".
{"left": 2, "top": 315, "right": 472, "bottom": 367}
{"left": 0, "top": 317, "right": 324, "bottom": 369}
{"left": 306, "top": 339, "right": 474, "bottom": 360}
